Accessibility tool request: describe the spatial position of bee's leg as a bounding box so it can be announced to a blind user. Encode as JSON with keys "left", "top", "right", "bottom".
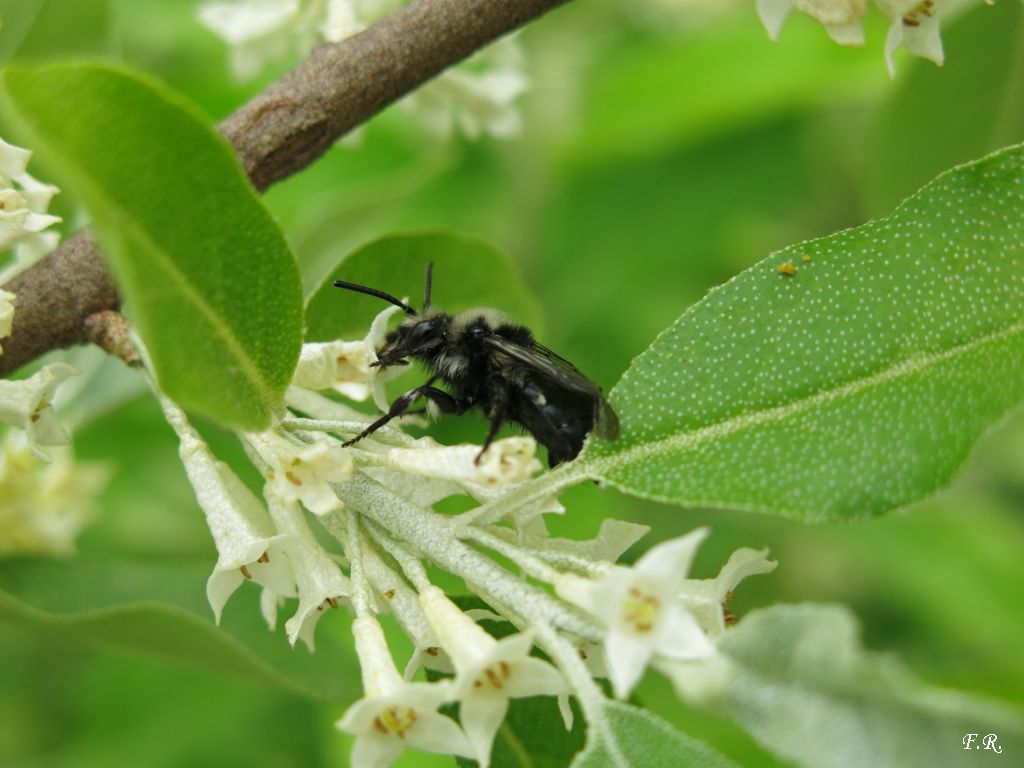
{"left": 342, "top": 380, "right": 458, "bottom": 447}
{"left": 476, "top": 379, "right": 510, "bottom": 464}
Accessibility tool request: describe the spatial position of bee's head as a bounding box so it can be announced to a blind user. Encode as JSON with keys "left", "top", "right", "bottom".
{"left": 334, "top": 261, "right": 447, "bottom": 369}
{"left": 375, "top": 313, "right": 449, "bottom": 368}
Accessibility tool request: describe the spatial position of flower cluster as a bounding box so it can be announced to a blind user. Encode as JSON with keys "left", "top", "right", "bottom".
{"left": 0, "top": 134, "right": 91, "bottom": 552}
{"left": 0, "top": 434, "right": 108, "bottom": 558}
{"left": 149, "top": 305, "right": 778, "bottom": 768}
{"left": 0, "top": 135, "right": 63, "bottom": 355}
{"left": 0, "top": 136, "right": 62, "bottom": 282}
{"left": 757, "top": 0, "right": 989, "bottom": 75}
{"left": 198, "top": 0, "right": 527, "bottom": 140}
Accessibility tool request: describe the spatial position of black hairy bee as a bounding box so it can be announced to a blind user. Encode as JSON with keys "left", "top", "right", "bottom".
{"left": 334, "top": 263, "right": 618, "bottom": 466}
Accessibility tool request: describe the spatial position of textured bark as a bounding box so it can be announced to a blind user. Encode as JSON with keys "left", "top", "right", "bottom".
{"left": 1, "top": 232, "right": 118, "bottom": 374}
{"left": 0, "top": 0, "right": 570, "bottom": 377}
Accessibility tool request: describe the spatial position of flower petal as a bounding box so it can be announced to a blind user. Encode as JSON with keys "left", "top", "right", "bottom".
{"left": 654, "top": 604, "right": 715, "bottom": 661}
{"left": 349, "top": 731, "right": 405, "bottom": 768}
{"left": 605, "top": 628, "right": 655, "bottom": 698}
{"left": 459, "top": 693, "right": 509, "bottom": 767}
{"left": 634, "top": 527, "right": 708, "bottom": 585}
{"left": 757, "top": 0, "right": 795, "bottom": 41}
{"left": 503, "top": 656, "right": 569, "bottom": 698}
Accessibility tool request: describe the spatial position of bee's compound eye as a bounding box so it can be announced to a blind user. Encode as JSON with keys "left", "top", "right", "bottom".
{"left": 408, "top": 320, "right": 433, "bottom": 345}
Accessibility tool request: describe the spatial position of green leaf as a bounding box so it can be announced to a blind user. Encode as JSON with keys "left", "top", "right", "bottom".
{"left": 0, "top": 0, "right": 112, "bottom": 65}
{"left": 571, "top": 701, "right": 739, "bottom": 768}
{"left": 0, "top": 557, "right": 359, "bottom": 704}
{"left": 715, "top": 604, "right": 1024, "bottom": 768}
{"left": 582, "top": 143, "right": 1024, "bottom": 521}
{"left": 0, "top": 62, "right": 302, "bottom": 430}
{"left": 864, "top": 0, "right": 1024, "bottom": 214}
{"left": 304, "top": 231, "right": 543, "bottom": 342}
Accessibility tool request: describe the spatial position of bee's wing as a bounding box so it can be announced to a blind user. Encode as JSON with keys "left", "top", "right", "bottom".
{"left": 482, "top": 336, "right": 619, "bottom": 440}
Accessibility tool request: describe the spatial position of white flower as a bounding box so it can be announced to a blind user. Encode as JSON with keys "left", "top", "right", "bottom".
{"left": 756, "top": 0, "right": 969, "bottom": 75}
{"left": 877, "top": 0, "right": 948, "bottom": 76}
{"left": 556, "top": 528, "right": 715, "bottom": 698}
{"left": 403, "top": 38, "right": 528, "bottom": 140}
{"left": 0, "top": 289, "right": 14, "bottom": 354}
{"left": 337, "top": 616, "right": 473, "bottom": 768}
{"left": 0, "top": 435, "right": 107, "bottom": 557}
{"left": 162, "top": 397, "right": 350, "bottom": 646}
{"left": 265, "top": 495, "right": 351, "bottom": 648}
{"left": 167, "top": 408, "right": 297, "bottom": 620}
{"left": 0, "top": 137, "right": 61, "bottom": 279}
{"left": 246, "top": 429, "right": 354, "bottom": 516}
{"left": 678, "top": 547, "right": 777, "bottom": 638}
{"left": 292, "top": 304, "right": 403, "bottom": 406}
{"left": 0, "top": 363, "right": 78, "bottom": 460}
{"left": 199, "top": 0, "right": 305, "bottom": 80}
{"left": 199, "top": 0, "right": 375, "bottom": 79}
{"left": 419, "top": 585, "right": 568, "bottom": 767}
{"left": 757, "top": 0, "right": 866, "bottom": 45}
{"left": 383, "top": 436, "right": 541, "bottom": 488}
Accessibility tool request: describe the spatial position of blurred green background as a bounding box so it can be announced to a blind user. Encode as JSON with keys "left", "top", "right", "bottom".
{"left": 2, "top": 0, "right": 1024, "bottom": 766}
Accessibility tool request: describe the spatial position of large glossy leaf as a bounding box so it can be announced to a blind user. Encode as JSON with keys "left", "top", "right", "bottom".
{"left": 304, "top": 231, "right": 543, "bottom": 342}
{"left": 571, "top": 702, "right": 739, "bottom": 768}
{"left": 0, "top": 63, "right": 303, "bottom": 430}
{"left": 715, "top": 604, "right": 1024, "bottom": 768}
{"left": 0, "top": 557, "right": 359, "bottom": 704}
{"left": 582, "top": 143, "right": 1024, "bottom": 521}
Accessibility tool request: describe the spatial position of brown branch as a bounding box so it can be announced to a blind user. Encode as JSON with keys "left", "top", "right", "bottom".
{"left": 0, "top": 0, "right": 569, "bottom": 377}
{"left": 1, "top": 232, "right": 118, "bottom": 373}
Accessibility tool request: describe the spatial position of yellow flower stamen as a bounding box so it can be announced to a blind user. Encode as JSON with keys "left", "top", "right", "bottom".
{"left": 622, "top": 587, "right": 661, "bottom": 634}
{"left": 373, "top": 706, "right": 417, "bottom": 739}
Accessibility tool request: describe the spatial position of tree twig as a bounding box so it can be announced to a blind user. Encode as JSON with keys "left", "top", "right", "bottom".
{"left": 0, "top": 0, "right": 570, "bottom": 377}
{"left": 1, "top": 232, "right": 118, "bottom": 374}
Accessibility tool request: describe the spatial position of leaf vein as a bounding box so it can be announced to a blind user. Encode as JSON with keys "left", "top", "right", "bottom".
{"left": 591, "top": 319, "right": 1024, "bottom": 474}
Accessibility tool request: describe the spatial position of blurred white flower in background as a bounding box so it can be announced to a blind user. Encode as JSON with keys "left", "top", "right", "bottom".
{"left": 0, "top": 435, "right": 108, "bottom": 557}
{"left": 756, "top": 0, "right": 989, "bottom": 75}
{"left": 757, "top": 0, "right": 866, "bottom": 45}
{"left": 198, "top": 0, "right": 528, "bottom": 140}
{"left": 401, "top": 38, "right": 528, "bottom": 141}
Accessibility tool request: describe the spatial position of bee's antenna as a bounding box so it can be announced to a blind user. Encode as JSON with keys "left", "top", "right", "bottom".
{"left": 423, "top": 261, "right": 434, "bottom": 313}
{"left": 333, "top": 280, "right": 417, "bottom": 315}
